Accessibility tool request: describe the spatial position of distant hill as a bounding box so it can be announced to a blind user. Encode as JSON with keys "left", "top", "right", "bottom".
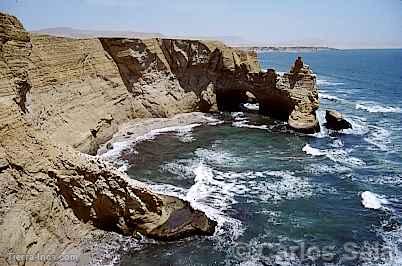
{"left": 236, "top": 46, "right": 339, "bottom": 52}
{"left": 32, "top": 27, "right": 164, "bottom": 39}
{"left": 170, "top": 35, "right": 251, "bottom": 46}
{"left": 31, "top": 27, "right": 250, "bottom": 46}
{"left": 33, "top": 28, "right": 336, "bottom": 51}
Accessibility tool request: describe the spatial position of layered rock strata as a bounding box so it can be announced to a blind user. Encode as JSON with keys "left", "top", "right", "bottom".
{"left": 1, "top": 11, "right": 321, "bottom": 263}
{"left": 100, "top": 39, "right": 320, "bottom": 133}
{"left": 0, "top": 13, "right": 216, "bottom": 264}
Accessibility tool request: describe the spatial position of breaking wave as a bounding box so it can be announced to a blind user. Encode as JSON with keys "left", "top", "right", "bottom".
{"left": 319, "top": 92, "right": 343, "bottom": 101}
{"left": 361, "top": 191, "right": 389, "bottom": 210}
{"left": 364, "top": 125, "right": 392, "bottom": 151}
{"left": 242, "top": 103, "right": 260, "bottom": 111}
{"left": 356, "top": 102, "right": 402, "bottom": 113}
{"left": 148, "top": 155, "right": 324, "bottom": 242}
{"left": 302, "top": 144, "right": 324, "bottom": 156}
{"left": 317, "top": 79, "right": 345, "bottom": 86}
{"left": 312, "top": 110, "right": 369, "bottom": 138}
{"left": 303, "top": 144, "right": 365, "bottom": 167}
{"left": 231, "top": 112, "right": 269, "bottom": 130}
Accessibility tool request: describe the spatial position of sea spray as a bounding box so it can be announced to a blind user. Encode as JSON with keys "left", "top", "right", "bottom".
{"left": 361, "top": 191, "right": 389, "bottom": 210}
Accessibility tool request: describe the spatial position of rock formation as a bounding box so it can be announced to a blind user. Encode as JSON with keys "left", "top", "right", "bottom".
{"left": 325, "top": 110, "right": 352, "bottom": 131}
{"left": 100, "top": 38, "right": 320, "bottom": 133}
{"left": 0, "top": 11, "right": 321, "bottom": 263}
{"left": 0, "top": 13, "right": 216, "bottom": 264}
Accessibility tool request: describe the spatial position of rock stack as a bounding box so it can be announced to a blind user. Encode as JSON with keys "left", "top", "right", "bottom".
{"left": 325, "top": 110, "right": 352, "bottom": 130}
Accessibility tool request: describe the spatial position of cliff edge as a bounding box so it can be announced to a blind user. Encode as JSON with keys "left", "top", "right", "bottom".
{"left": 0, "top": 11, "right": 320, "bottom": 264}
{"left": 0, "top": 13, "right": 216, "bottom": 265}
{"left": 100, "top": 38, "right": 319, "bottom": 133}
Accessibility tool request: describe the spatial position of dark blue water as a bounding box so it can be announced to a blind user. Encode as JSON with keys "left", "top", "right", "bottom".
{"left": 117, "top": 50, "right": 402, "bottom": 265}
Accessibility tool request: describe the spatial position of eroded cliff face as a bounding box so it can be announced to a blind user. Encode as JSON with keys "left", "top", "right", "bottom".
{"left": 0, "top": 13, "right": 216, "bottom": 265}
{"left": 101, "top": 38, "right": 319, "bottom": 133}
{"left": 27, "top": 35, "right": 139, "bottom": 155}
{"left": 25, "top": 33, "right": 319, "bottom": 155}
{"left": 1, "top": 11, "right": 320, "bottom": 264}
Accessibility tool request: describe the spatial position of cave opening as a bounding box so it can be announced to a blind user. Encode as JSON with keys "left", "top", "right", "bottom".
{"left": 216, "top": 90, "right": 260, "bottom": 113}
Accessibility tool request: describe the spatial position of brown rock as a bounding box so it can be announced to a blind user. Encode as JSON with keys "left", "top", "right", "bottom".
{"left": 0, "top": 12, "right": 216, "bottom": 263}
{"left": 101, "top": 38, "right": 320, "bottom": 133}
{"left": 246, "top": 91, "right": 257, "bottom": 103}
{"left": 28, "top": 34, "right": 137, "bottom": 155}
{"left": 325, "top": 110, "right": 352, "bottom": 130}
{"left": 199, "top": 84, "right": 218, "bottom": 112}
{"left": 0, "top": 10, "right": 323, "bottom": 261}
{"left": 148, "top": 197, "right": 217, "bottom": 240}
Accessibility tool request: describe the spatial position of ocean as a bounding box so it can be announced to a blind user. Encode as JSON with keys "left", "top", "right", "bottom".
{"left": 113, "top": 49, "right": 402, "bottom": 265}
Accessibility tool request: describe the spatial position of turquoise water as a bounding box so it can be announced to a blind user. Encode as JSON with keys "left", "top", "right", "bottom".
{"left": 119, "top": 50, "right": 402, "bottom": 265}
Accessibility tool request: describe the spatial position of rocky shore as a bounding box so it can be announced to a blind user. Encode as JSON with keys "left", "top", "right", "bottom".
{"left": 0, "top": 12, "right": 321, "bottom": 264}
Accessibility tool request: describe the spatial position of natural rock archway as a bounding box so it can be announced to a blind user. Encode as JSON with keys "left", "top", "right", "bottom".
{"left": 101, "top": 39, "right": 320, "bottom": 133}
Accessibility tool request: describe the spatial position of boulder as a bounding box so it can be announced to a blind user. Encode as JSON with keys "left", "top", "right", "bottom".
{"left": 199, "top": 84, "right": 218, "bottom": 112}
{"left": 245, "top": 91, "right": 257, "bottom": 103}
{"left": 148, "top": 198, "right": 217, "bottom": 240}
{"left": 325, "top": 110, "right": 352, "bottom": 130}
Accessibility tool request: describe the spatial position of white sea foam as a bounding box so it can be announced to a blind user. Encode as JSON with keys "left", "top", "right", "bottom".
{"left": 302, "top": 144, "right": 324, "bottom": 156}
{"left": 380, "top": 227, "right": 402, "bottom": 266}
{"left": 201, "top": 114, "right": 225, "bottom": 126}
{"left": 258, "top": 170, "right": 315, "bottom": 202}
{"left": 99, "top": 123, "right": 202, "bottom": 161}
{"left": 160, "top": 161, "right": 194, "bottom": 179}
{"left": 330, "top": 138, "right": 344, "bottom": 148}
{"left": 364, "top": 125, "right": 391, "bottom": 151}
{"left": 156, "top": 150, "right": 247, "bottom": 239}
{"left": 101, "top": 140, "right": 131, "bottom": 159}
{"left": 232, "top": 120, "right": 268, "bottom": 130}
{"left": 242, "top": 103, "right": 260, "bottom": 111}
{"left": 231, "top": 112, "right": 269, "bottom": 130}
{"left": 310, "top": 109, "right": 328, "bottom": 138}
{"left": 311, "top": 110, "right": 368, "bottom": 137}
{"left": 319, "top": 92, "right": 343, "bottom": 101}
{"left": 186, "top": 162, "right": 245, "bottom": 239}
{"left": 173, "top": 124, "right": 199, "bottom": 143}
{"left": 303, "top": 143, "right": 366, "bottom": 167}
{"left": 360, "top": 175, "right": 402, "bottom": 186}
{"left": 231, "top": 112, "right": 246, "bottom": 120}
{"left": 316, "top": 79, "right": 344, "bottom": 86}
{"left": 152, "top": 158, "right": 320, "bottom": 240}
{"left": 325, "top": 149, "right": 366, "bottom": 167}
{"left": 361, "top": 191, "right": 389, "bottom": 210}
{"left": 306, "top": 163, "right": 351, "bottom": 175}
{"left": 356, "top": 102, "right": 402, "bottom": 113}
{"left": 342, "top": 115, "right": 369, "bottom": 135}
{"left": 194, "top": 148, "right": 243, "bottom": 166}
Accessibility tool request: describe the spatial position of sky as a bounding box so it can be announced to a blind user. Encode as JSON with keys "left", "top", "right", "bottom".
{"left": 1, "top": 0, "right": 402, "bottom": 48}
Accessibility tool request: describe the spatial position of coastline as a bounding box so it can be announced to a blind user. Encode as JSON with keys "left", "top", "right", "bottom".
{"left": 98, "top": 112, "right": 221, "bottom": 160}
{"left": 0, "top": 11, "right": 319, "bottom": 264}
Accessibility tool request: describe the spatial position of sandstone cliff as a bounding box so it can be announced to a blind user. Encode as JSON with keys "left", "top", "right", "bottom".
{"left": 0, "top": 11, "right": 320, "bottom": 264}
{"left": 26, "top": 31, "right": 319, "bottom": 157}
{"left": 100, "top": 38, "right": 319, "bottom": 133}
{"left": 28, "top": 34, "right": 138, "bottom": 155}
{"left": 0, "top": 13, "right": 216, "bottom": 265}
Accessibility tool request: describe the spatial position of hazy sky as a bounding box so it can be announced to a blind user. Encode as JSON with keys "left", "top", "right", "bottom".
{"left": 1, "top": 0, "right": 402, "bottom": 48}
